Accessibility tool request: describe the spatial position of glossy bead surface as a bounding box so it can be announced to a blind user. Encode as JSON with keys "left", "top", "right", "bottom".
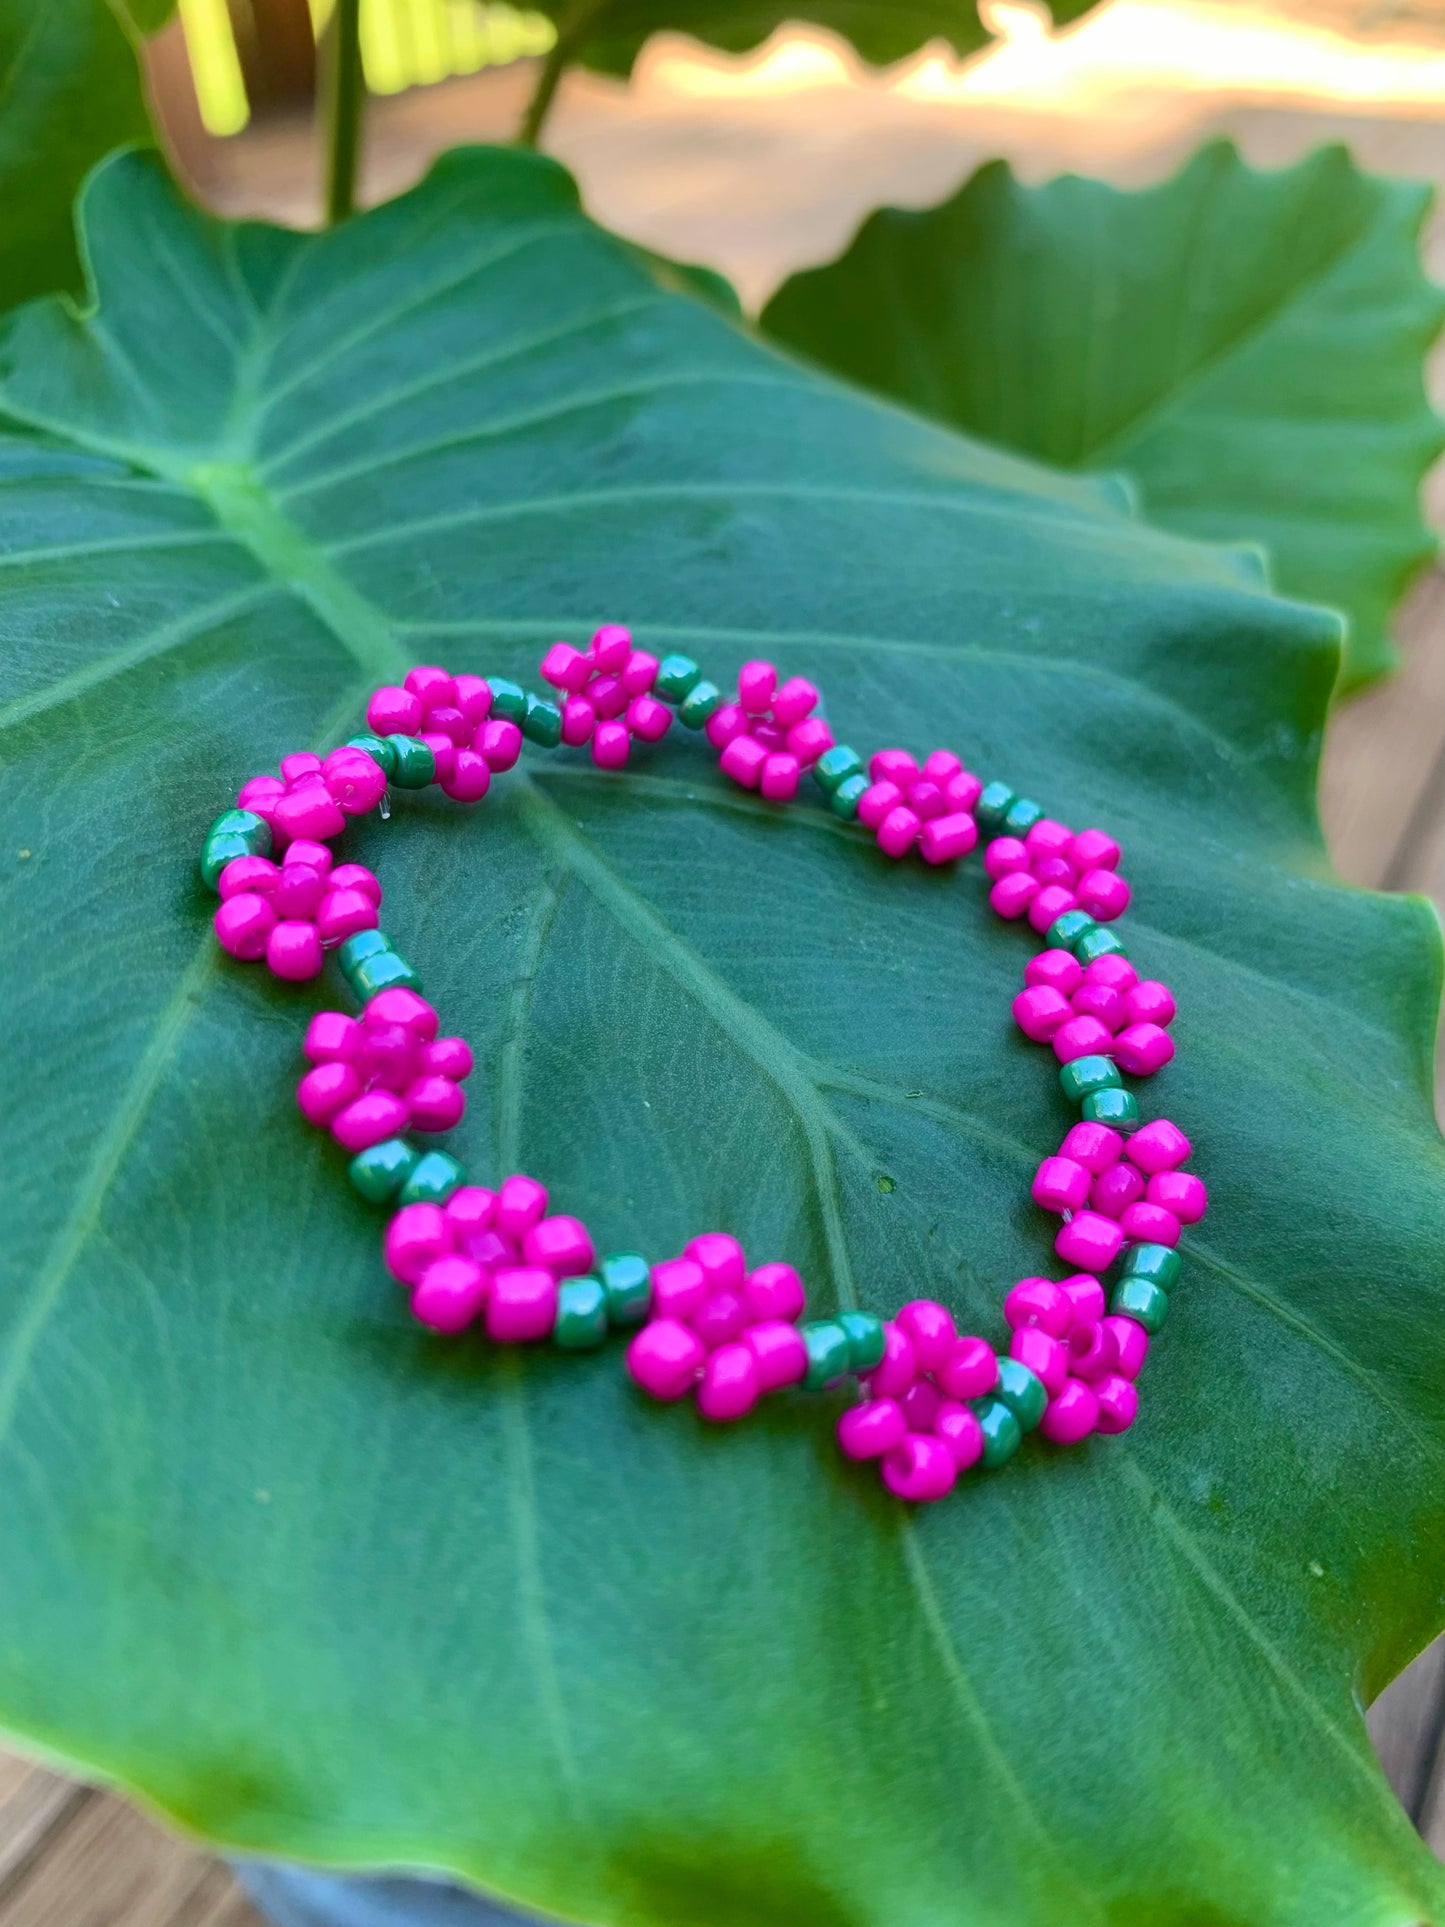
{"left": 1148, "top": 1170, "right": 1207, "bottom": 1222}
{"left": 349, "top": 1137, "right": 419, "bottom": 1202}
{"left": 1025, "top": 949, "right": 1084, "bottom": 996}
{"left": 1013, "top": 987, "right": 1071, "bottom": 1042}
{"left": 877, "top": 805, "right": 921, "bottom": 859}
{"left": 919, "top": 812, "right": 977, "bottom": 863}
{"left": 383, "top": 1202, "right": 451, "bottom": 1285}
{"left": 975, "top": 781, "right": 1014, "bottom": 831}
{"left": 972, "top": 1395, "right": 1022, "bottom": 1468}
{"left": 1114, "top": 1023, "right": 1175, "bottom": 1076}
{"left": 1124, "top": 980, "right": 1175, "bottom": 1028}
{"left": 1081, "top": 1088, "right": 1139, "bottom": 1130}
{"left": 266, "top": 921, "right": 324, "bottom": 980}
{"left": 1128, "top": 1119, "right": 1191, "bottom": 1173}
{"left": 1103, "top": 1314, "right": 1149, "bottom": 1380}
{"left": 745, "top": 1320, "right": 809, "bottom": 1390}
{"left": 1053, "top": 1015, "right": 1114, "bottom": 1064}
{"left": 599, "top": 1251, "right": 652, "bottom": 1327}
{"left": 678, "top": 680, "right": 723, "bottom": 727}
{"left": 813, "top": 744, "right": 862, "bottom": 793}
{"left": 839, "top": 1310, "right": 887, "bottom": 1373}
{"left": 1003, "top": 796, "right": 1043, "bottom": 836}
{"left": 934, "top": 1400, "right": 985, "bottom": 1469}
{"left": 743, "top": 1261, "right": 805, "bottom": 1324}
{"left": 654, "top": 653, "right": 701, "bottom": 701}
{"left": 1004, "top": 1278, "right": 1071, "bottom": 1338}
{"left": 897, "top": 1300, "right": 957, "bottom": 1373}
{"left": 1010, "top": 1327, "right": 1068, "bottom": 1397}
{"left": 332, "top": 1090, "right": 410, "bottom": 1152}
{"left": 1060, "top": 1120, "right": 1122, "bottom": 1174}
{"left": 627, "top": 1318, "right": 705, "bottom": 1399}
{"left": 297, "top": 1062, "right": 362, "bottom": 1127}
{"left": 990, "top": 873, "right": 1039, "bottom": 919}
{"left": 801, "top": 1320, "right": 852, "bottom": 1390}
{"left": 1039, "top": 1381, "right": 1098, "bottom": 1445}
{"left": 1093, "top": 1374, "right": 1139, "bottom": 1434}
{"left": 1120, "top": 1201, "right": 1181, "bottom": 1247}
{"left": 881, "top": 1434, "right": 957, "bottom": 1502}
{"left": 523, "top": 1214, "right": 595, "bottom": 1278}
{"left": 413, "top": 1256, "right": 489, "bottom": 1334}
{"left": 522, "top": 695, "right": 563, "bottom": 746}
{"left": 1033, "top": 1156, "right": 1090, "bottom": 1213}
{"left": 697, "top": 1343, "right": 761, "bottom": 1422}
{"left": 651, "top": 1257, "right": 708, "bottom": 1322}
{"left": 837, "top": 1397, "right": 907, "bottom": 1460}
{"left": 1120, "top": 1242, "right": 1182, "bottom": 1290}
{"left": 553, "top": 1276, "right": 609, "bottom": 1349}
{"left": 1074, "top": 926, "right": 1127, "bottom": 966}
{"left": 397, "top": 1150, "right": 466, "bottom": 1206}
{"left": 385, "top": 735, "right": 436, "bottom": 787}
{"left": 935, "top": 1335, "right": 997, "bottom": 1400}
{"left": 1110, "top": 1277, "right": 1170, "bottom": 1333}
{"left": 867, "top": 1323, "right": 918, "bottom": 1398}
{"left": 214, "top": 892, "right": 276, "bottom": 960}
{"left": 994, "top": 1355, "right": 1047, "bottom": 1430}
{"left": 1055, "top": 1210, "right": 1125, "bottom": 1272}
{"left": 352, "top": 951, "right": 422, "bottom": 1000}
{"left": 487, "top": 1268, "right": 560, "bottom": 1344}
{"left": 831, "top": 773, "right": 870, "bottom": 820}
{"left": 1058, "top": 1054, "right": 1121, "bottom": 1102}
{"left": 1091, "top": 1160, "right": 1146, "bottom": 1219}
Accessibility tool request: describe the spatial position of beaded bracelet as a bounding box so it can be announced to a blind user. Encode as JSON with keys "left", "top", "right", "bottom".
{"left": 200, "top": 626, "right": 1205, "bottom": 1505}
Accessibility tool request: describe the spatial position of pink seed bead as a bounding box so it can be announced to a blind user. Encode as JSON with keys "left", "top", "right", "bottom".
{"left": 1055, "top": 1210, "right": 1125, "bottom": 1273}
{"left": 865, "top": 1321, "right": 918, "bottom": 1399}
{"left": 237, "top": 774, "right": 285, "bottom": 815}
{"left": 989, "top": 872, "right": 1039, "bottom": 919}
{"left": 743, "top": 1262, "right": 806, "bottom": 1324}
{"left": 405, "top": 665, "right": 455, "bottom": 710}
{"left": 273, "top": 864, "right": 326, "bottom": 920}
{"left": 1128, "top": 1119, "right": 1191, "bottom": 1174}
{"left": 881, "top": 1434, "right": 957, "bottom": 1503}
{"left": 627, "top": 695, "right": 671, "bottom": 742}
{"left": 737, "top": 659, "right": 777, "bottom": 713}
{"left": 412, "top": 1255, "right": 490, "bottom": 1334}
{"left": 360, "top": 1024, "right": 417, "bottom": 1091}
{"left": 305, "top": 1011, "right": 363, "bottom": 1063}
{"left": 541, "top": 641, "right": 591, "bottom": 692}
{"left": 1053, "top": 1015, "right": 1114, "bottom": 1064}
{"left": 521, "top": 1214, "right": 595, "bottom": 1278}
{"left": 697, "top": 1342, "right": 760, "bottom": 1421}
{"left": 719, "top": 735, "right": 767, "bottom": 787}
{"left": 1091, "top": 1161, "right": 1146, "bottom": 1219}
{"left": 877, "top": 805, "right": 921, "bottom": 859}
{"left": 686, "top": 1232, "right": 746, "bottom": 1294}
{"left": 1113, "top": 1023, "right": 1175, "bottom": 1076}
{"left": 704, "top": 702, "right": 748, "bottom": 749}
{"left": 921, "top": 749, "right": 961, "bottom": 784}
{"left": 944, "top": 770, "right": 982, "bottom": 812}
{"left": 332, "top": 1090, "right": 410, "bottom": 1152}
{"left": 901, "top": 1379, "right": 941, "bottom": 1433}
{"left": 935, "top": 1335, "right": 998, "bottom": 1400}
{"left": 770, "top": 676, "right": 818, "bottom": 728}
{"left": 443, "top": 1186, "right": 496, "bottom": 1240}
{"left": 214, "top": 892, "right": 276, "bottom": 960}
{"left": 453, "top": 674, "right": 492, "bottom": 723}
{"left": 787, "top": 717, "right": 833, "bottom": 766}
{"left": 1032, "top": 856, "right": 1076, "bottom": 889}
{"left": 745, "top": 1320, "right": 809, "bottom": 1390}
{"left": 480, "top": 718, "right": 522, "bottom": 770}
{"left": 561, "top": 695, "right": 596, "bottom": 746}
{"left": 420, "top": 733, "right": 456, "bottom": 785}
{"left": 384, "top": 1203, "right": 454, "bottom": 1285}
{"left": 1028, "top": 884, "right": 1079, "bottom": 935}
{"left": 1011, "top": 1326, "right": 1068, "bottom": 1397}
{"left": 919, "top": 812, "right": 978, "bottom": 865}
{"left": 218, "top": 854, "right": 279, "bottom": 899}
{"left": 651, "top": 1257, "right": 708, "bottom": 1322}
{"left": 466, "top": 1228, "right": 516, "bottom": 1270}
{"left": 1070, "top": 828, "right": 1120, "bottom": 872}
{"left": 367, "top": 987, "right": 438, "bottom": 1040}
{"left": 495, "top": 1173, "right": 548, "bottom": 1240}
{"left": 284, "top": 839, "right": 333, "bottom": 873}
{"left": 1103, "top": 1314, "right": 1150, "bottom": 1380}
{"left": 1024, "top": 949, "right": 1084, "bottom": 997}
{"left": 1070, "top": 982, "right": 1126, "bottom": 1031}
{"left": 1077, "top": 869, "right": 1130, "bottom": 921}
{"left": 1039, "top": 1380, "right": 1099, "bottom": 1445}
{"left": 1058, "top": 1273, "right": 1107, "bottom": 1326}
{"left": 869, "top": 748, "right": 919, "bottom": 786}
{"left": 627, "top": 1317, "right": 706, "bottom": 1399}
{"left": 329, "top": 863, "right": 381, "bottom": 904}
{"left": 405, "top": 1075, "right": 466, "bottom": 1133}
{"left": 266, "top": 921, "right": 324, "bottom": 980}
{"left": 323, "top": 747, "right": 387, "bottom": 815}
{"left": 1032, "top": 1155, "right": 1091, "bottom": 1213}
{"left": 1121, "top": 1202, "right": 1181, "bottom": 1247}
{"left": 897, "top": 1300, "right": 957, "bottom": 1373}
{"left": 760, "top": 752, "right": 801, "bottom": 802}
{"left": 690, "top": 1288, "right": 749, "bottom": 1349}
{"left": 1067, "top": 1319, "right": 1115, "bottom": 1380}
{"left": 837, "top": 1397, "right": 908, "bottom": 1460}
{"left": 316, "top": 886, "right": 379, "bottom": 945}
{"left": 281, "top": 751, "right": 324, "bottom": 783}
{"left": 907, "top": 780, "right": 946, "bottom": 822}
{"left": 421, "top": 1036, "right": 472, "bottom": 1081}
{"left": 589, "top": 623, "right": 632, "bottom": 672}
{"left": 1013, "top": 986, "right": 1072, "bottom": 1042}
{"left": 1024, "top": 818, "right": 1074, "bottom": 861}
{"left": 622, "top": 649, "right": 659, "bottom": 696}
{"left": 487, "top": 1267, "right": 559, "bottom": 1344}
{"left": 296, "top": 1061, "right": 362, "bottom": 1127}
{"left": 856, "top": 779, "right": 902, "bottom": 829}
{"left": 425, "top": 706, "right": 471, "bottom": 746}
{"left": 1093, "top": 1374, "right": 1139, "bottom": 1434}
{"left": 442, "top": 749, "right": 491, "bottom": 802}
{"left": 983, "top": 835, "right": 1030, "bottom": 881}
{"left": 1004, "top": 1278, "right": 1072, "bottom": 1338}
{"left": 1060, "top": 1121, "right": 1122, "bottom": 1175}
{"left": 273, "top": 785, "right": 346, "bottom": 843}
{"left": 1086, "top": 953, "right": 1137, "bottom": 991}
{"left": 1124, "top": 981, "right": 1176, "bottom": 1028}
{"left": 934, "top": 1399, "right": 985, "bottom": 1470}
{"left": 1148, "top": 1170, "right": 1207, "bottom": 1223}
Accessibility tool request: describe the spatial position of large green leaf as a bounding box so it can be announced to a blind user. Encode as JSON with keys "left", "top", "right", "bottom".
{"left": 761, "top": 143, "right": 1445, "bottom": 694}
{"left": 3, "top": 147, "right": 1445, "bottom": 1927}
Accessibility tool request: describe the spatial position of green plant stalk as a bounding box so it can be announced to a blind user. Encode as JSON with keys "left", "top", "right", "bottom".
{"left": 321, "top": 0, "right": 364, "bottom": 224}
{"left": 517, "top": 0, "right": 607, "bottom": 147}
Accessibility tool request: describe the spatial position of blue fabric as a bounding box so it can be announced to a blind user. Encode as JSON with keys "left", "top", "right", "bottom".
{"left": 235, "top": 1863, "right": 550, "bottom": 1927}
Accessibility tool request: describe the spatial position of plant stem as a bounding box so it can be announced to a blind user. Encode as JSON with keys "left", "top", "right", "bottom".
{"left": 322, "top": 0, "right": 365, "bottom": 225}
{"left": 517, "top": 0, "right": 606, "bottom": 148}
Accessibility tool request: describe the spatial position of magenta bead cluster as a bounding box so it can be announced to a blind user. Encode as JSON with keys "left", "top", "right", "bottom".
{"left": 201, "top": 626, "right": 1206, "bottom": 1504}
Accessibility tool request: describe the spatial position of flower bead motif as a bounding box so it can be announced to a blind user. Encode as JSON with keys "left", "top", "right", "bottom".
{"left": 237, "top": 744, "right": 389, "bottom": 849}
{"left": 364, "top": 663, "right": 520, "bottom": 800}
{"left": 1013, "top": 949, "right": 1176, "bottom": 1079}
{"left": 539, "top": 624, "right": 671, "bottom": 769}
{"left": 702, "top": 660, "right": 835, "bottom": 801}
{"left": 856, "top": 748, "right": 982, "bottom": 864}
{"left": 984, "top": 819, "right": 1131, "bottom": 930}
{"left": 214, "top": 840, "right": 384, "bottom": 982}
{"left": 1031, "top": 1113, "right": 1206, "bottom": 1266}
{"left": 297, "top": 987, "right": 474, "bottom": 1150}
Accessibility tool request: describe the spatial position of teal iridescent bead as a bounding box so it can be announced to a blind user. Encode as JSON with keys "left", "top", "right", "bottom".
{"left": 337, "top": 928, "right": 392, "bottom": 980}
{"left": 1082, "top": 1087, "right": 1139, "bottom": 1131}
{"left": 838, "top": 1310, "right": 886, "bottom": 1373}
{"left": 348, "top": 1137, "right": 419, "bottom": 1202}
{"left": 813, "top": 744, "right": 863, "bottom": 793}
{"left": 654, "top": 653, "right": 701, "bottom": 702}
{"left": 975, "top": 781, "right": 1014, "bottom": 832}
{"left": 397, "top": 1150, "right": 466, "bottom": 1206}
{"left": 346, "top": 732, "right": 396, "bottom": 776}
{"left": 352, "top": 950, "right": 422, "bottom": 1000}
{"left": 830, "top": 773, "right": 869, "bottom": 820}
{"left": 1047, "top": 909, "right": 1097, "bottom": 952}
{"left": 972, "top": 1396, "right": 1022, "bottom": 1468}
{"left": 995, "top": 1356, "right": 1047, "bottom": 1431}
{"left": 522, "top": 694, "right": 563, "bottom": 746}
{"left": 554, "top": 1276, "right": 609, "bottom": 1349}
{"left": 801, "top": 1320, "right": 852, "bottom": 1390}
{"left": 488, "top": 678, "right": 527, "bottom": 724}
{"left": 599, "top": 1251, "right": 652, "bottom": 1328}
{"left": 1074, "top": 926, "right": 1126, "bottom": 966}
{"left": 1110, "top": 1277, "right": 1170, "bottom": 1333}
{"left": 1059, "top": 1054, "right": 1121, "bottom": 1102}
{"left": 385, "top": 735, "right": 435, "bottom": 787}
{"left": 1002, "top": 796, "right": 1043, "bottom": 837}
{"left": 1120, "top": 1242, "right": 1182, "bottom": 1291}
{"left": 199, "top": 808, "right": 270, "bottom": 887}
{"left": 678, "top": 680, "right": 723, "bottom": 728}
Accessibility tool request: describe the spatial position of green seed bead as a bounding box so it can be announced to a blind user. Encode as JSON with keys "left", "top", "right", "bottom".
{"left": 1110, "top": 1277, "right": 1170, "bottom": 1334}
{"left": 345, "top": 732, "right": 396, "bottom": 776}
{"left": 678, "top": 679, "right": 723, "bottom": 728}
{"left": 200, "top": 832, "right": 257, "bottom": 889}
{"left": 1003, "top": 796, "right": 1043, "bottom": 837}
{"left": 200, "top": 808, "right": 271, "bottom": 887}
{"left": 523, "top": 694, "right": 563, "bottom": 747}
{"left": 554, "top": 1276, "right": 609, "bottom": 1349}
{"left": 829, "top": 773, "right": 869, "bottom": 820}
{"left": 348, "top": 1137, "right": 420, "bottom": 1203}
{"left": 1047, "top": 909, "right": 1098, "bottom": 952}
{"left": 1120, "top": 1242, "right": 1182, "bottom": 1291}
{"left": 599, "top": 1251, "right": 652, "bottom": 1328}
{"left": 801, "top": 1320, "right": 852, "bottom": 1390}
{"left": 995, "top": 1356, "right": 1047, "bottom": 1431}
{"left": 1058, "top": 1054, "right": 1121, "bottom": 1102}
{"left": 813, "top": 744, "right": 863, "bottom": 794}
{"left": 397, "top": 1149, "right": 466, "bottom": 1206}
{"left": 1082, "top": 1087, "right": 1139, "bottom": 1131}
{"left": 337, "top": 928, "right": 392, "bottom": 980}
{"left": 975, "top": 781, "right": 1015, "bottom": 832}
{"left": 1074, "top": 926, "right": 1127, "bottom": 966}
{"left": 838, "top": 1310, "right": 886, "bottom": 1373}
{"left": 386, "top": 734, "right": 435, "bottom": 787}
{"left": 972, "top": 1395, "right": 1022, "bottom": 1468}
{"left": 352, "top": 950, "right": 422, "bottom": 1001}
{"left": 654, "top": 653, "right": 702, "bottom": 702}
{"left": 488, "top": 678, "right": 527, "bottom": 724}
{"left": 655, "top": 655, "right": 705, "bottom": 701}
